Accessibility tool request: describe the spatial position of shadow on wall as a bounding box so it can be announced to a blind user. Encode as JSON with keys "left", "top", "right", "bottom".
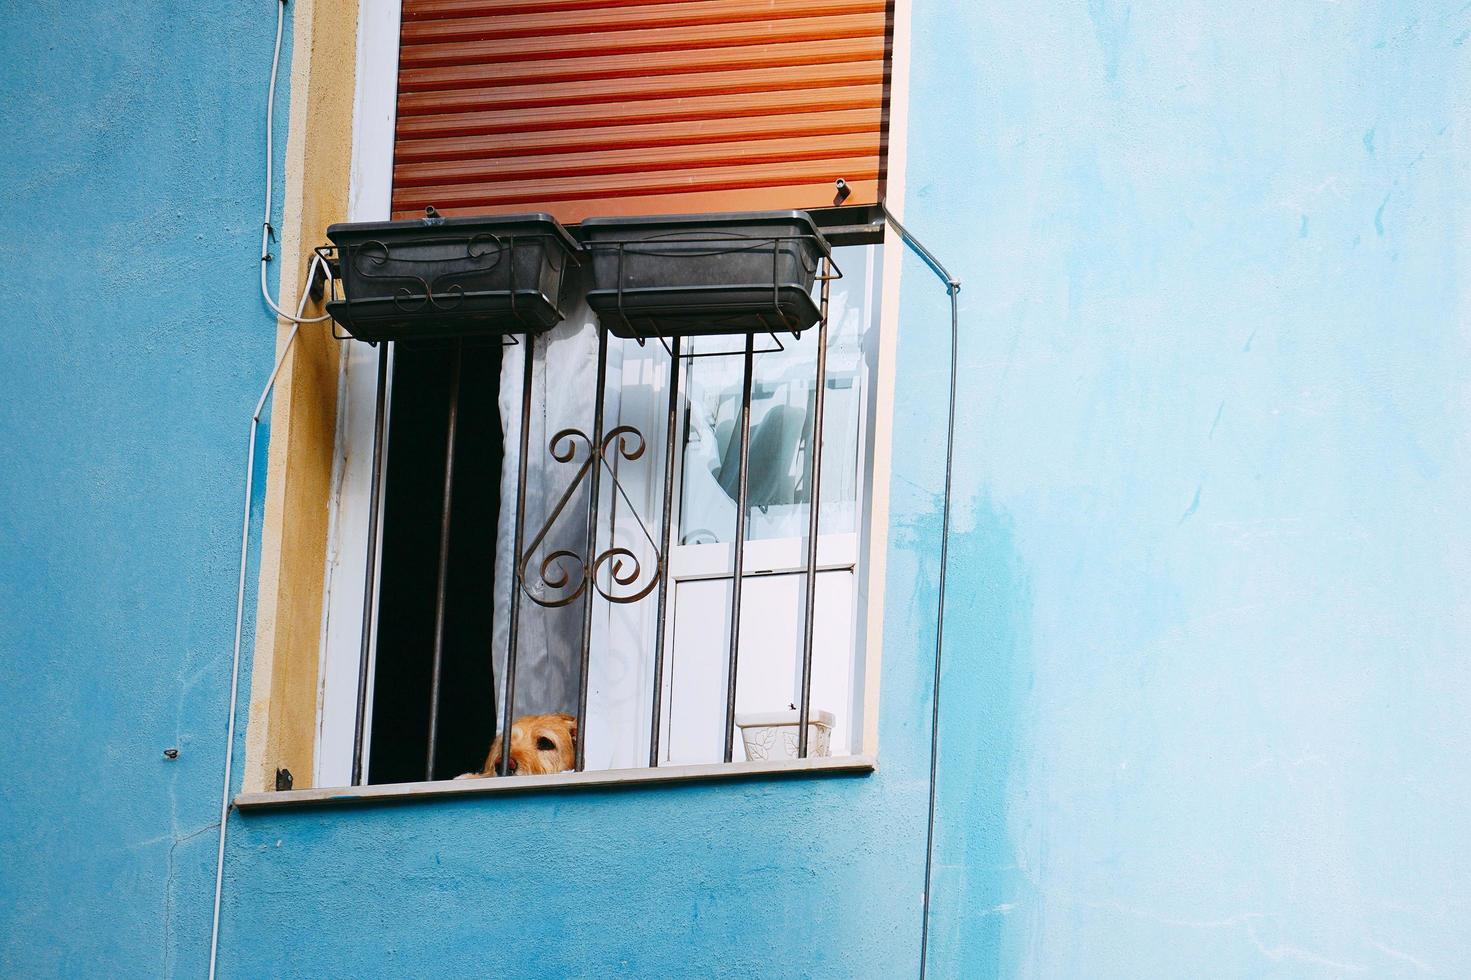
{"left": 894, "top": 491, "right": 1034, "bottom": 977}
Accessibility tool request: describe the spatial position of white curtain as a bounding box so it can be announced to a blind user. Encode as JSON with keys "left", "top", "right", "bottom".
{"left": 491, "top": 267, "right": 647, "bottom": 769}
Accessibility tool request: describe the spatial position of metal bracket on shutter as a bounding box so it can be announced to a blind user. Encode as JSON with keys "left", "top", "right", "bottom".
{"left": 808, "top": 202, "right": 886, "bottom": 247}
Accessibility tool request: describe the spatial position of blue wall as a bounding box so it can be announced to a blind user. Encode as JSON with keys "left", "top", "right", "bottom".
{"left": 0, "top": 2, "right": 292, "bottom": 975}
{"left": 911, "top": 1, "right": 1471, "bottom": 976}
{"left": 3, "top": 1, "right": 1470, "bottom": 977}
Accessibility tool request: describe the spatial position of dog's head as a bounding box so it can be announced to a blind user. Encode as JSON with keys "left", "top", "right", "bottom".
{"left": 487, "top": 712, "right": 577, "bottom": 776}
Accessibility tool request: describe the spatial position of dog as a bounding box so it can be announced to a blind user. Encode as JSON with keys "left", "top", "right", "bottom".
{"left": 456, "top": 712, "right": 577, "bottom": 778}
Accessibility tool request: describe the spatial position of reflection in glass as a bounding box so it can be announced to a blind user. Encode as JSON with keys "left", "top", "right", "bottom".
{"left": 677, "top": 245, "right": 875, "bottom": 546}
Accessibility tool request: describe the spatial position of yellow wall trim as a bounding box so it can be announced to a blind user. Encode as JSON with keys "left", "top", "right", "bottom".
{"left": 243, "top": 0, "right": 359, "bottom": 793}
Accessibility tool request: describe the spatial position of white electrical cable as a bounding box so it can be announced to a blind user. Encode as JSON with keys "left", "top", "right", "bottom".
{"left": 207, "top": 241, "right": 330, "bottom": 980}
{"left": 875, "top": 201, "right": 961, "bottom": 980}
{"left": 260, "top": 0, "right": 332, "bottom": 324}
{"left": 207, "top": 4, "right": 343, "bottom": 972}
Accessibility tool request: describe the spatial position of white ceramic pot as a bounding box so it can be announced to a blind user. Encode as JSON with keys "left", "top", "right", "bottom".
{"left": 735, "top": 709, "right": 835, "bottom": 761}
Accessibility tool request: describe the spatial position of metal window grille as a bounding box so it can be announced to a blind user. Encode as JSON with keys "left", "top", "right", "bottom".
{"left": 346, "top": 256, "right": 841, "bottom": 782}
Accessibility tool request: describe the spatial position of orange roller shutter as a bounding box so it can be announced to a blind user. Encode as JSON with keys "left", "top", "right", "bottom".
{"left": 392, "top": 0, "right": 892, "bottom": 222}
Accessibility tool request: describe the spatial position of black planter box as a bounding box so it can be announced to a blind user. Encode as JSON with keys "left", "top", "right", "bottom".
{"left": 580, "top": 211, "right": 831, "bottom": 339}
{"left": 325, "top": 213, "right": 580, "bottom": 343}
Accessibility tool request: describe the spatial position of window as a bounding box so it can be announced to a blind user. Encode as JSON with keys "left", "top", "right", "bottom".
{"left": 309, "top": 0, "right": 899, "bottom": 789}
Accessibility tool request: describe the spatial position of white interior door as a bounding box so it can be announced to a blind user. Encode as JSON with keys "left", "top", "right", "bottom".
{"left": 656, "top": 244, "right": 880, "bottom": 763}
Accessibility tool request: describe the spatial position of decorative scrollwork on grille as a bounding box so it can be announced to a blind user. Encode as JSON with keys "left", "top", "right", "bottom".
{"left": 518, "top": 424, "right": 663, "bottom": 608}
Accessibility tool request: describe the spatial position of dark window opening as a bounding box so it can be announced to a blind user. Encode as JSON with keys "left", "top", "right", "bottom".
{"left": 368, "top": 339, "right": 504, "bottom": 784}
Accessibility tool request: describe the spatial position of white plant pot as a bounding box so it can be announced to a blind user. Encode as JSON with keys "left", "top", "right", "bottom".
{"left": 735, "top": 710, "right": 835, "bottom": 761}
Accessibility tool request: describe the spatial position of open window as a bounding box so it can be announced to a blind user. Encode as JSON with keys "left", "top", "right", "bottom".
{"left": 309, "top": 0, "right": 899, "bottom": 789}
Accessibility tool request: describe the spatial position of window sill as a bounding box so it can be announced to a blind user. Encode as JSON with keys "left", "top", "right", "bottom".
{"left": 234, "top": 754, "right": 876, "bottom": 811}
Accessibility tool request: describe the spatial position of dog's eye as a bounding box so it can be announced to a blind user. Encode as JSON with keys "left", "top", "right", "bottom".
{"left": 536, "top": 736, "right": 557, "bottom": 751}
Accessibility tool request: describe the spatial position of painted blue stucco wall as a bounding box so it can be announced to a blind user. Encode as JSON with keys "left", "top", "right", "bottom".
{"left": 0, "top": 1, "right": 294, "bottom": 975}
{"left": 3, "top": 1, "right": 1470, "bottom": 978}
{"left": 909, "top": 1, "right": 1471, "bottom": 976}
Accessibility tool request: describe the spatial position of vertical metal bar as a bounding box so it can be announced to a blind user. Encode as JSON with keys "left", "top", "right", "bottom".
{"left": 798, "top": 258, "right": 832, "bottom": 757}
{"left": 425, "top": 339, "right": 463, "bottom": 780}
{"left": 724, "top": 334, "right": 756, "bottom": 762}
{"left": 351, "top": 343, "right": 390, "bottom": 786}
{"left": 574, "top": 326, "right": 611, "bottom": 772}
{"left": 648, "top": 336, "right": 682, "bottom": 767}
{"left": 500, "top": 335, "right": 536, "bottom": 778}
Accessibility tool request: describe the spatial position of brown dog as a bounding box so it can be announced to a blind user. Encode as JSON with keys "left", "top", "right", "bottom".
{"left": 456, "top": 713, "right": 577, "bottom": 778}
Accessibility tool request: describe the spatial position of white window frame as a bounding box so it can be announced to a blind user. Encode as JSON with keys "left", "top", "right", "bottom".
{"left": 313, "top": 0, "right": 401, "bottom": 788}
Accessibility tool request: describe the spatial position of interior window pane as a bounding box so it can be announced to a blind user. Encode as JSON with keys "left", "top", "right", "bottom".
{"left": 677, "top": 244, "right": 874, "bottom": 545}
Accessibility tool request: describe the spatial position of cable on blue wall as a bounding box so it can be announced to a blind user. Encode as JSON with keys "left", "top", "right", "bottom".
{"left": 877, "top": 198, "right": 961, "bottom": 980}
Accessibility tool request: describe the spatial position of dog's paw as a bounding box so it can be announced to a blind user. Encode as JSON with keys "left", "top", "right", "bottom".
{"left": 453, "top": 771, "right": 485, "bottom": 780}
